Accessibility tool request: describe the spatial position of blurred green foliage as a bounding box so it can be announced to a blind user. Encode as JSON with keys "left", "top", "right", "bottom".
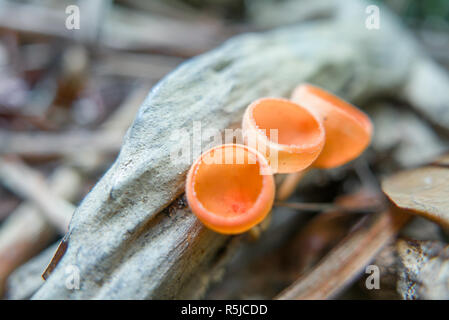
{"left": 382, "top": 0, "right": 449, "bottom": 31}
{"left": 179, "top": 0, "right": 449, "bottom": 31}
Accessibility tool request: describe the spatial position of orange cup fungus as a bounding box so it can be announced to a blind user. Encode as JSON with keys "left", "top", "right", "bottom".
{"left": 186, "top": 85, "right": 374, "bottom": 234}
{"left": 291, "top": 84, "right": 373, "bottom": 169}
{"left": 186, "top": 144, "right": 275, "bottom": 235}
{"left": 242, "top": 98, "right": 325, "bottom": 174}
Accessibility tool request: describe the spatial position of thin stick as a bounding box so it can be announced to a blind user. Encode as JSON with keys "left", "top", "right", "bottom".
{"left": 0, "top": 158, "right": 74, "bottom": 233}
{"left": 276, "top": 170, "right": 307, "bottom": 201}
{"left": 0, "top": 130, "right": 124, "bottom": 157}
{"left": 276, "top": 207, "right": 411, "bottom": 300}
{"left": 274, "top": 201, "right": 382, "bottom": 214}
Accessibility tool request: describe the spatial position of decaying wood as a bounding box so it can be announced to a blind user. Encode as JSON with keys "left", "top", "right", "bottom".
{"left": 30, "top": 0, "right": 449, "bottom": 299}
{"left": 397, "top": 239, "right": 449, "bottom": 300}
{"left": 94, "top": 52, "right": 183, "bottom": 80}
{"left": 205, "top": 205, "right": 315, "bottom": 299}
{"left": 361, "top": 235, "right": 449, "bottom": 300}
{"left": 276, "top": 208, "right": 410, "bottom": 300}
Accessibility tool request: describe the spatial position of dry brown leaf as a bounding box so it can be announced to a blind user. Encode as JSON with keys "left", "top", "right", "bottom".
{"left": 382, "top": 166, "right": 449, "bottom": 228}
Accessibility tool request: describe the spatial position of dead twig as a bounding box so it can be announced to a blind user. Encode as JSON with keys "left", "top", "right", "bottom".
{"left": 0, "top": 130, "right": 123, "bottom": 158}
{"left": 274, "top": 201, "right": 382, "bottom": 214}
{"left": 276, "top": 207, "right": 411, "bottom": 300}
{"left": 0, "top": 158, "right": 74, "bottom": 233}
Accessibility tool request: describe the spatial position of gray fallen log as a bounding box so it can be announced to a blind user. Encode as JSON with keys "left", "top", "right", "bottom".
{"left": 371, "top": 103, "right": 448, "bottom": 168}
{"left": 33, "top": 0, "right": 449, "bottom": 299}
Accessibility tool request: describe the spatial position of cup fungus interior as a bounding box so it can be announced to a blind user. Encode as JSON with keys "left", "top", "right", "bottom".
{"left": 302, "top": 85, "right": 372, "bottom": 130}
{"left": 187, "top": 144, "right": 274, "bottom": 234}
{"left": 250, "top": 98, "right": 323, "bottom": 149}
{"left": 293, "top": 84, "right": 373, "bottom": 168}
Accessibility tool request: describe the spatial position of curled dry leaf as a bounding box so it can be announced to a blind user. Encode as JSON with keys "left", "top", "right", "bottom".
{"left": 397, "top": 239, "right": 449, "bottom": 300}
{"left": 382, "top": 164, "right": 449, "bottom": 228}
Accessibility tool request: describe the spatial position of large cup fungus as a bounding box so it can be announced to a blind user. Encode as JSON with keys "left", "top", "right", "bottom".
{"left": 278, "top": 84, "right": 374, "bottom": 200}
{"left": 186, "top": 144, "right": 275, "bottom": 234}
{"left": 291, "top": 84, "right": 373, "bottom": 169}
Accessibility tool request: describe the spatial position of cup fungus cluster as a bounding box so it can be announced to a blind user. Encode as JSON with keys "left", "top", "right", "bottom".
{"left": 186, "top": 83, "right": 373, "bottom": 235}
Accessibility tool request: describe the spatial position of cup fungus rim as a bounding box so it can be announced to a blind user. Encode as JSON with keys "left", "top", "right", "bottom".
{"left": 186, "top": 143, "right": 275, "bottom": 234}
{"left": 295, "top": 83, "right": 373, "bottom": 137}
{"left": 243, "top": 97, "right": 325, "bottom": 154}
{"left": 292, "top": 83, "right": 374, "bottom": 169}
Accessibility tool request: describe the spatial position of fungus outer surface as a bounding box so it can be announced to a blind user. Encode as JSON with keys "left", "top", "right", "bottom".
{"left": 292, "top": 84, "right": 373, "bottom": 169}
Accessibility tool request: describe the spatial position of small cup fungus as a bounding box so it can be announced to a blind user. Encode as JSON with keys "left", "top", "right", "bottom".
{"left": 186, "top": 144, "right": 275, "bottom": 234}
{"left": 242, "top": 98, "right": 325, "bottom": 174}
{"left": 291, "top": 84, "right": 373, "bottom": 169}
